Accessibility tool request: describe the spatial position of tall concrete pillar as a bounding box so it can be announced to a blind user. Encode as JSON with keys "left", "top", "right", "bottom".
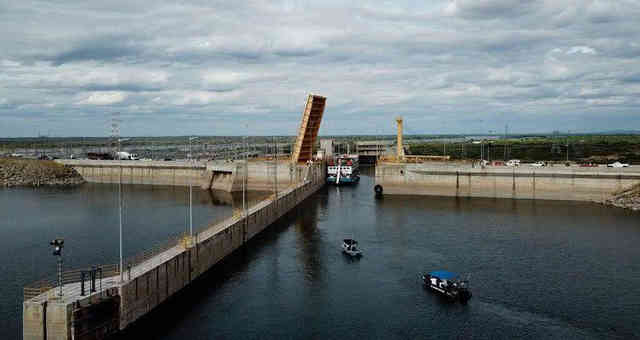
{"left": 396, "top": 117, "right": 404, "bottom": 161}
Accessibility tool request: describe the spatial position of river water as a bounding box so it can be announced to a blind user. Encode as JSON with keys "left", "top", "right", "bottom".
{"left": 2, "top": 167, "right": 640, "bottom": 339}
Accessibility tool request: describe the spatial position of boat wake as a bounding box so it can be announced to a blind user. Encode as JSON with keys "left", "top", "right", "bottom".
{"left": 472, "top": 299, "right": 622, "bottom": 339}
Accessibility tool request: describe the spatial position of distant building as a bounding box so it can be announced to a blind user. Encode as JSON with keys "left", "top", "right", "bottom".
{"left": 465, "top": 136, "right": 500, "bottom": 142}
{"left": 355, "top": 140, "right": 395, "bottom": 156}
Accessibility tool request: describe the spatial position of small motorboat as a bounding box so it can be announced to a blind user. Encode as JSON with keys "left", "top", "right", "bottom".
{"left": 342, "top": 239, "right": 362, "bottom": 257}
{"left": 422, "top": 270, "right": 472, "bottom": 304}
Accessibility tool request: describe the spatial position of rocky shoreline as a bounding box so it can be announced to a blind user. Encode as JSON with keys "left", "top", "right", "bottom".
{"left": 605, "top": 183, "right": 640, "bottom": 211}
{"left": 1, "top": 158, "right": 85, "bottom": 187}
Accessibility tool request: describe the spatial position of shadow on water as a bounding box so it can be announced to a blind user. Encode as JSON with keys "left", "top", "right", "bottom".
{"left": 0, "top": 183, "right": 270, "bottom": 340}
{"left": 113, "top": 197, "right": 321, "bottom": 339}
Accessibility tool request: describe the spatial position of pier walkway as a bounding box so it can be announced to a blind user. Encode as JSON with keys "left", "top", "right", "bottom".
{"left": 23, "top": 162, "right": 325, "bottom": 340}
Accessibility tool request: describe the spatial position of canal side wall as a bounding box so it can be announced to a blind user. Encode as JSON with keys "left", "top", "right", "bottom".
{"left": 24, "top": 163, "right": 325, "bottom": 340}
{"left": 58, "top": 160, "right": 304, "bottom": 192}
{"left": 375, "top": 163, "right": 640, "bottom": 202}
{"left": 118, "top": 163, "right": 324, "bottom": 331}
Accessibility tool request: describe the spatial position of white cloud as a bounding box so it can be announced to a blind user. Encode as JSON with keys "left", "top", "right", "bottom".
{"left": 168, "top": 90, "right": 242, "bottom": 106}
{"left": 78, "top": 91, "right": 127, "bottom": 105}
{"left": 567, "top": 46, "right": 597, "bottom": 55}
{"left": 1, "top": 0, "right": 640, "bottom": 135}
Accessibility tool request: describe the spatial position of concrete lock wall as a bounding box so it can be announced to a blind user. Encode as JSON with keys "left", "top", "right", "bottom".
{"left": 24, "top": 162, "right": 324, "bottom": 340}
{"left": 60, "top": 160, "right": 308, "bottom": 192}
{"left": 376, "top": 163, "right": 640, "bottom": 202}
{"left": 117, "top": 164, "right": 324, "bottom": 330}
{"left": 65, "top": 161, "right": 206, "bottom": 187}
{"left": 111, "top": 163, "right": 324, "bottom": 333}
{"left": 23, "top": 300, "right": 73, "bottom": 340}
{"left": 23, "top": 302, "right": 46, "bottom": 340}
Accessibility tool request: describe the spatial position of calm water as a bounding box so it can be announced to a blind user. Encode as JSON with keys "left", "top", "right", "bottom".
{"left": 0, "top": 183, "right": 267, "bottom": 339}
{"left": 3, "top": 168, "right": 640, "bottom": 339}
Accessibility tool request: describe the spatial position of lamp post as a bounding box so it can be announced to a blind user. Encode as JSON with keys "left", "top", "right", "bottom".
{"left": 189, "top": 182, "right": 193, "bottom": 238}
{"left": 117, "top": 138, "right": 130, "bottom": 282}
{"left": 50, "top": 238, "right": 64, "bottom": 297}
{"left": 566, "top": 130, "right": 570, "bottom": 163}
{"left": 243, "top": 125, "right": 249, "bottom": 217}
{"left": 187, "top": 137, "right": 198, "bottom": 240}
{"left": 188, "top": 136, "right": 199, "bottom": 162}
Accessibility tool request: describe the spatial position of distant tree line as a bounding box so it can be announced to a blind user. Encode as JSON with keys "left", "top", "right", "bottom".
{"left": 408, "top": 138, "right": 640, "bottom": 163}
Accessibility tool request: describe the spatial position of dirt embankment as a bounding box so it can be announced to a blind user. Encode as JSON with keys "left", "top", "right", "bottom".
{"left": 0, "top": 158, "right": 85, "bottom": 187}
{"left": 606, "top": 183, "right": 640, "bottom": 211}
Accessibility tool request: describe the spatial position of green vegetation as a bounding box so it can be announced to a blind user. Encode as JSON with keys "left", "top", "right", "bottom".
{"left": 408, "top": 135, "right": 640, "bottom": 163}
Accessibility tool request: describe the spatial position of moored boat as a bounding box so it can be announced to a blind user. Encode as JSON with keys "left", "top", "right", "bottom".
{"left": 327, "top": 155, "right": 360, "bottom": 185}
{"left": 422, "top": 270, "right": 471, "bottom": 303}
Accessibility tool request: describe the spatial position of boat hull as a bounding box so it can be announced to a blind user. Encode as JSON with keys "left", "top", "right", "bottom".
{"left": 342, "top": 249, "right": 362, "bottom": 257}
{"left": 422, "top": 275, "right": 472, "bottom": 304}
{"left": 327, "top": 175, "right": 360, "bottom": 185}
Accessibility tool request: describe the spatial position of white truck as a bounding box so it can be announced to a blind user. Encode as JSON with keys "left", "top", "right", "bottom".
{"left": 115, "top": 151, "right": 140, "bottom": 160}
{"left": 607, "top": 161, "right": 630, "bottom": 168}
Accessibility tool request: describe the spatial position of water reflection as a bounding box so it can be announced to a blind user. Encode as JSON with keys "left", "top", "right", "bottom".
{"left": 207, "top": 189, "right": 270, "bottom": 213}
{"left": 294, "top": 190, "right": 327, "bottom": 283}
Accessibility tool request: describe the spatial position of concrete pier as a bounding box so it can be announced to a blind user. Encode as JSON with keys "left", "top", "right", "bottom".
{"left": 58, "top": 159, "right": 308, "bottom": 192}
{"left": 24, "top": 162, "right": 325, "bottom": 340}
{"left": 376, "top": 162, "right": 640, "bottom": 202}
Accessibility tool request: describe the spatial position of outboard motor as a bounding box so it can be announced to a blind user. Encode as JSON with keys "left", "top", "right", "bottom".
{"left": 457, "top": 280, "right": 472, "bottom": 304}
{"left": 374, "top": 184, "right": 383, "bottom": 198}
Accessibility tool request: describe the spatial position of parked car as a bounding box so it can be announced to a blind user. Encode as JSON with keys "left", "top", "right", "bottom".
{"left": 506, "top": 159, "right": 520, "bottom": 167}
{"left": 531, "top": 161, "right": 546, "bottom": 167}
{"left": 607, "top": 161, "right": 630, "bottom": 168}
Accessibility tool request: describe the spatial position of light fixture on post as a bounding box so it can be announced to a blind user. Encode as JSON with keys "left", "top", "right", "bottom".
{"left": 188, "top": 136, "right": 199, "bottom": 162}
{"left": 50, "top": 238, "right": 64, "bottom": 297}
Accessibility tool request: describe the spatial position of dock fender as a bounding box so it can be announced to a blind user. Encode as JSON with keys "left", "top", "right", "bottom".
{"left": 374, "top": 184, "right": 383, "bottom": 195}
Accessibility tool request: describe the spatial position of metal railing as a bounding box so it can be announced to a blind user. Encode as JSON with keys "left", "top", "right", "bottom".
{"left": 23, "top": 264, "right": 120, "bottom": 301}
{"left": 123, "top": 232, "right": 186, "bottom": 270}
{"left": 22, "top": 164, "right": 322, "bottom": 303}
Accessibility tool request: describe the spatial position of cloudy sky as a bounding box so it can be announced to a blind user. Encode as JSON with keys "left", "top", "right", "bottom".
{"left": 1, "top": 0, "right": 639, "bottom": 137}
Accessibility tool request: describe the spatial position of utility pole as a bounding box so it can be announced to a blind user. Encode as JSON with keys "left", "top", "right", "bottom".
{"left": 566, "top": 130, "right": 570, "bottom": 162}
{"left": 189, "top": 184, "right": 193, "bottom": 237}
{"left": 242, "top": 125, "right": 248, "bottom": 217}
{"left": 111, "top": 112, "right": 127, "bottom": 282}
{"left": 117, "top": 137, "right": 129, "bottom": 282}
{"left": 504, "top": 124, "right": 508, "bottom": 161}
{"left": 118, "top": 139, "right": 122, "bottom": 281}
{"left": 488, "top": 130, "right": 493, "bottom": 162}
{"left": 273, "top": 136, "right": 278, "bottom": 199}
{"left": 188, "top": 136, "right": 199, "bottom": 162}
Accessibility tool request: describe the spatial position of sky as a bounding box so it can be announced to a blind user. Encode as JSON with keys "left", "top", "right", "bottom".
{"left": 1, "top": 0, "right": 639, "bottom": 137}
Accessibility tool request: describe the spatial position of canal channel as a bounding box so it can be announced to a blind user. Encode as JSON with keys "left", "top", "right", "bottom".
{"left": 2, "top": 167, "right": 640, "bottom": 339}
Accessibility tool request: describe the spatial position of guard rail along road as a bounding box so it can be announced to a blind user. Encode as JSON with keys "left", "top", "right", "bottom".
{"left": 375, "top": 162, "right": 640, "bottom": 202}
